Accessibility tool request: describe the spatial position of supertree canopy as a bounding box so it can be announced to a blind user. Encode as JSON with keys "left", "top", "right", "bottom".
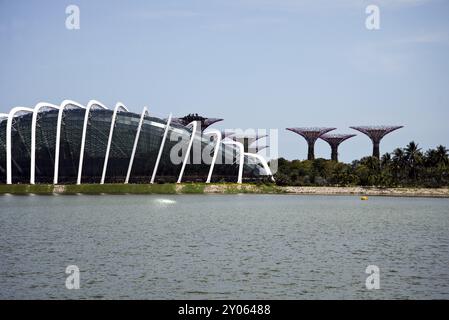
{"left": 222, "top": 131, "right": 267, "bottom": 153}
{"left": 173, "top": 113, "right": 223, "bottom": 131}
{"left": 286, "top": 127, "right": 336, "bottom": 160}
{"left": 320, "top": 133, "right": 356, "bottom": 162}
{"left": 350, "top": 126, "right": 403, "bottom": 159}
{"left": 234, "top": 134, "right": 268, "bottom": 153}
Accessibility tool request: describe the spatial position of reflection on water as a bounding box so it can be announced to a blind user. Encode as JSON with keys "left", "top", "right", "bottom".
{"left": 0, "top": 194, "right": 448, "bottom": 299}
{"left": 154, "top": 198, "right": 177, "bottom": 205}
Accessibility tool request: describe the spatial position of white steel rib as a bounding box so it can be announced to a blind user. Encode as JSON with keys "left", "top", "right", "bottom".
{"left": 30, "top": 102, "right": 60, "bottom": 184}
{"left": 100, "top": 102, "right": 129, "bottom": 184}
{"left": 125, "top": 107, "right": 149, "bottom": 184}
{"left": 54, "top": 100, "right": 86, "bottom": 184}
{"left": 76, "top": 100, "right": 108, "bottom": 185}
{"left": 177, "top": 121, "right": 198, "bottom": 183}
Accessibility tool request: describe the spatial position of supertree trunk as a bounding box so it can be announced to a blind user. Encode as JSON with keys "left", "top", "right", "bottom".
{"left": 286, "top": 127, "right": 336, "bottom": 161}
{"left": 372, "top": 140, "right": 380, "bottom": 159}
{"left": 307, "top": 143, "right": 315, "bottom": 160}
{"left": 331, "top": 145, "right": 338, "bottom": 162}
{"left": 320, "top": 133, "right": 356, "bottom": 162}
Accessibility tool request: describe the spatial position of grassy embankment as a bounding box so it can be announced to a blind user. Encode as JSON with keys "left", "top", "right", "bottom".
{"left": 1, "top": 183, "right": 448, "bottom": 197}
{"left": 0, "top": 183, "right": 285, "bottom": 195}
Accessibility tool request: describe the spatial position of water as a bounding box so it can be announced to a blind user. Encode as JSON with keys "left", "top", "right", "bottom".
{"left": 1, "top": 194, "right": 448, "bottom": 299}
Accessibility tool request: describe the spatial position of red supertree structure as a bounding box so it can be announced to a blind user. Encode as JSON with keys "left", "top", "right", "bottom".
{"left": 286, "top": 127, "right": 336, "bottom": 160}
{"left": 173, "top": 113, "right": 223, "bottom": 131}
{"left": 350, "top": 126, "right": 403, "bottom": 159}
{"left": 320, "top": 133, "right": 356, "bottom": 162}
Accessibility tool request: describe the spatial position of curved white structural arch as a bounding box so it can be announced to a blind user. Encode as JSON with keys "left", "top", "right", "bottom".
{"left": 30, "top": 102, "right": 60, "bottom": 184}
{"left": 223, "top": 140, "right": 244, "bottom": 184}
{"left": 203, "top": 129, "right": 222, "bottom": 183}
{"left": 54, "top": 100, "right": 86, "bottom": 184}
{"left": 6, "top": 107, "right": 34, "bottom": 184}
{"left": 125, "top": 107, "right": 149, "bottom": 184}
{"left": 150, "top": 113, "right": 172, "bottom": 184}
{"left": 76, "top": 100, "right": 108, "bottom": 185}
{"left": 244, "top": 152, "right": 274, "bottom": 182}
{"left": 177, "top": 121, "right": 198, "bottom": 184}
{"left": 100, "top": 102, "right": 129, "bottom": 184}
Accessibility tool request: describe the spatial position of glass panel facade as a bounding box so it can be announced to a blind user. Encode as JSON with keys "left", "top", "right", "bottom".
{"left": 0, "top": 121, "right": 6, "bottom": 182}
{"left": 104, "top": 112, "right": 140, "bottom": 183}
{"left": 153, "top": 125, "right": 188, "bottom": 183}
{"left": 58, "top": 109, "right": 85, "bottom": 183}
{"left": 35, "top": 110, "right": 58, "bottom": 183}
{"left": 1, "top": 109, "right": 267, "bottom": 184}
{"left": 82, "top": 109, "right": 112, "bottom": 183}
{"left": 128, "top": 119, "right": 165, "bottom": 183}
{"left": 11, "top": 113, "right": 32, "bottom": 183}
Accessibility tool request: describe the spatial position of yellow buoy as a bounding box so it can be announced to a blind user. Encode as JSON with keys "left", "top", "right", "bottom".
{"left": 361, "top": 196, "right": 368, "bottom": 201}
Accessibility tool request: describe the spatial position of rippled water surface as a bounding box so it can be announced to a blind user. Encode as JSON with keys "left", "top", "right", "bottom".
{"left": 1, "top": 194, "right": 448, "bottom": 299}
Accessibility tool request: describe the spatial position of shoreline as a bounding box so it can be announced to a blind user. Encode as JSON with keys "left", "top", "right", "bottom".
{"left": 0, "top": 183, "right": 448, "bottom": 198}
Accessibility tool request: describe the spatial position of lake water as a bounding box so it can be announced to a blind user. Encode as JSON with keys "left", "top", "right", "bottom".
{"left": 1, "top": 194, "right": 448, "bottom": 299}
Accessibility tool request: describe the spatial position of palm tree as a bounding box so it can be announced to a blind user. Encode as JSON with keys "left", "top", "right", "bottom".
{"left": 381, "top": 152, "right": 391, "bottom": 167}
{"left": 425, "top": 148, "right": 438, "bottom": 167}
{"left": 392, "top": 148, "right": 406, "bottom": 183}
{"left": 425, "top": 145, "right": 448, "bottom": 168}
{"left": 405, "top": 141, "right": 422, "bottom": 180}
{"left": 392, "top": 148, "right": 405, "bottom": 165}
{"left": 435, "top": 145, "right": 449, "bottom": 166}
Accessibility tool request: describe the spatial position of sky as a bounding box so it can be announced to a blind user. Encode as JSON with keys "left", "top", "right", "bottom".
{"left": 1, "top": 0, "right": 448, "bottom": 162}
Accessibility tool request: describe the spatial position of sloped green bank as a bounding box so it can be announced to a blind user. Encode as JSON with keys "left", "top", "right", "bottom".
{"left": 0, "top": 183, "right": 283, "bottom": 195}
{"left": 0, "top": 184, "right": 54, "bottom": 194}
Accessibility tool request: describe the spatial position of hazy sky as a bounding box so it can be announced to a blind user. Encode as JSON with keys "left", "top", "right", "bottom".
{"left": 1, "top": 0, "right": 448, "bottom": 162}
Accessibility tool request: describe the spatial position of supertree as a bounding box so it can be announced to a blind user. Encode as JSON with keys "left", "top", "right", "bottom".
{"left": 286, "top": 127, "right": 336, "bottom": 160}
{"left": 222, "top": 131, "right": 268, "bottom": 153}
{"left": 238, "top": 134, "right": 268, "bottom": 153}
{"left": 350, "top": 126, "right": 403, "bottom": 159}
{"left": 320, "top": 133, "right": 356, "bottom": 162}
{"left": 173, "top": 113, "right": 223, "bottom": 131}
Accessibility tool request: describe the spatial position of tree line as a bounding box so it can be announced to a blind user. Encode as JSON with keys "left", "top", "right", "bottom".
{"left": 273, "top": 142, "right": 449, "bottom": 188}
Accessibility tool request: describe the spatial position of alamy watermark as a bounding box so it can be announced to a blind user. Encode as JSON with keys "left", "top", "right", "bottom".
{"left": 66, "top": 5, "right": 80, "bottom": 30}
{"left": 365, "top": 265, "right": 380, "bottom": 290}
{"left": 167, "top": 127, "right": 278, "bottom": 175}
{"left": 365, "top": 5, "right": 380, "bottom": 30}
{"left": 65, "top": 265, "right": 80, "bottom": 289}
